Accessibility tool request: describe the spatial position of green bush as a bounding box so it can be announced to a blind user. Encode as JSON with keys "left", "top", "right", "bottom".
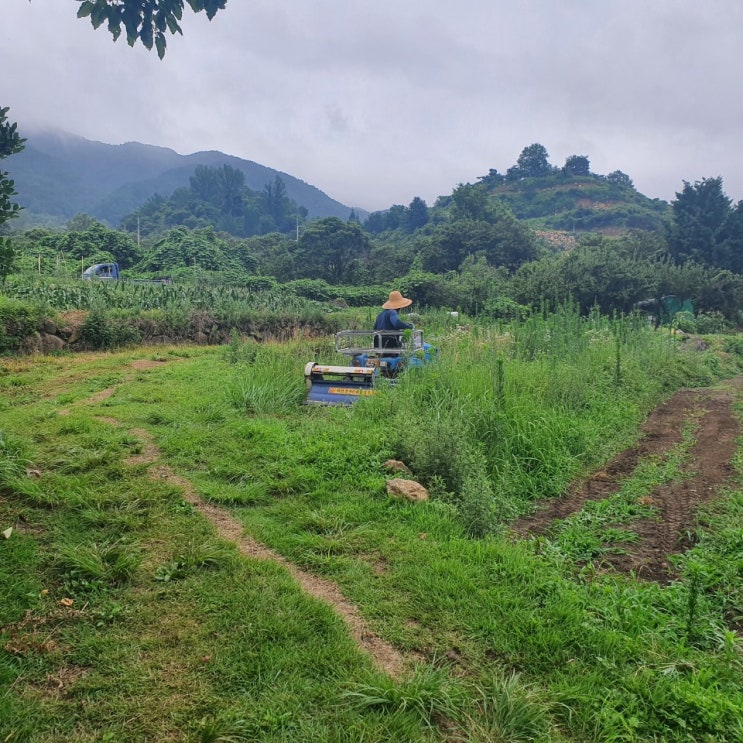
{"left": 673, "top": 311, "right": 697, "bottom": 333}
{"left": 79, "top": 308, "right": 141, "bottom": 350}
{"left": 723, "top": 335, "right": 743, "bottom": 357}
{"left": 694, "top": 311, "right": 728, "bottom": 334}
{"left": 0, "top": 296, "right": 44, "bottom": 352}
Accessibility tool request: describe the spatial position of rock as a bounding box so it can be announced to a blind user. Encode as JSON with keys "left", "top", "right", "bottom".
{"left": 386, "top": 478, "right": 429, "bottom": 502}
{"left": 38, "top": 333, "right": 66, "bottom": 353}
{"left": 41, "top": 319, "right": 59, "bottom": 335}
{"left": 383, "top": 459, "right": 412, "bottom": 474}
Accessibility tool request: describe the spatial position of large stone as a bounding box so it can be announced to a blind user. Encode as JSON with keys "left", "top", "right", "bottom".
{"left": 386, "top": 478, "right": 429, "bottom": 502}
{"left": 38, "top": 333, "right": 66, "bottom": 353}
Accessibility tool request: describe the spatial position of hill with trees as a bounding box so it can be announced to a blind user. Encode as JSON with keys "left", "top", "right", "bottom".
{"left": 7, "top": 129, "right": 364, "bottom": 228}
{"left": 468, "top": 144, "right": 669, "bottom": 235}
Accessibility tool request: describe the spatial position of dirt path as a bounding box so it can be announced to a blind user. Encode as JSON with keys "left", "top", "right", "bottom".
{"left": 512, "top": 377, "right": 743, "bottom": 582}
{"left": 146, "top": 461, "right": 410, "bottom": 678}
{"left": 73, "top": 364, "right": 411, "bottom": 678}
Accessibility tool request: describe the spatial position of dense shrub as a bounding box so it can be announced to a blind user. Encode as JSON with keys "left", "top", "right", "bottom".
{"left": 0, "top": 296, "right": 44, "bottom": 352}
{"left": 79, "top": 307, "right": 142, "bottom": 350}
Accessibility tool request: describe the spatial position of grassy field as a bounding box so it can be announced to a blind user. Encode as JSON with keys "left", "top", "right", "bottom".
{"left": 2, "top": 310, "right": 743, "bottom": 742}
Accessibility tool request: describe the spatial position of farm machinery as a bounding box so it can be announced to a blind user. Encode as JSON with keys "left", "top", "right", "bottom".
{"left": 304, "top": 329, "right": 436, "bottom": 405}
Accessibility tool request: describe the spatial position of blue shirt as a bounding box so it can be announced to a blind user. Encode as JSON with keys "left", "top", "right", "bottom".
{"left": 374, "top": 309, "right": 414, "bottom": 331}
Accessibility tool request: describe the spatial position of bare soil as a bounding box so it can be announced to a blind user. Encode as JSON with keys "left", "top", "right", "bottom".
{"left": 512, "top": 377, "right": 743, "bottom": 582}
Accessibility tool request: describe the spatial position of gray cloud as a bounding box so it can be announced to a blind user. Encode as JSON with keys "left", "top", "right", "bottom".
{"left": 3, "top": 0, "right": 743, "bottom": 211}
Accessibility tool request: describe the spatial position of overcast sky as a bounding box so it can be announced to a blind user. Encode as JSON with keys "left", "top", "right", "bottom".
{"left": 3, "top": 0, "right": 743, "bottom": 212}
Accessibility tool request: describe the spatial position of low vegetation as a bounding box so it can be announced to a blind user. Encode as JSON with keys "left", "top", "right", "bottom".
{"left": 2, "top": 311, "right": 742, "bottom": 741}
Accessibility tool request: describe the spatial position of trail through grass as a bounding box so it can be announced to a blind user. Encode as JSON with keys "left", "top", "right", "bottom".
{"left": 2, "top": 314, "right": 743, "bottom": 741}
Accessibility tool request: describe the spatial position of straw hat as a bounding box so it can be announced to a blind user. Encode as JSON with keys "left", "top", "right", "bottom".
{"left": 383, "top": 290, "right": 413, "bottom": 310}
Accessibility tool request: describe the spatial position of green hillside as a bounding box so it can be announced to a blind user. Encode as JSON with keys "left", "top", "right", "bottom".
{"left": 489, "top": 173, "right": 670, "bottom": 233}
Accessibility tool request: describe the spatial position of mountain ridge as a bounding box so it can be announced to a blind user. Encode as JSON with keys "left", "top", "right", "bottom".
{"left": 8, "top": 129, "right": 367, "bottom": 227}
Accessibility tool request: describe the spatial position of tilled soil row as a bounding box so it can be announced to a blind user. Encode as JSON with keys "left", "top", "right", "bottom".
{"left": 512, "top": 379, "right": 743, "bottom": 582}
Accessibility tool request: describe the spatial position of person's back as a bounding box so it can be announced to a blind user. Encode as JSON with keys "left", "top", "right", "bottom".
{"left": 374, "top": 291, "right": 414, "bottom": 350}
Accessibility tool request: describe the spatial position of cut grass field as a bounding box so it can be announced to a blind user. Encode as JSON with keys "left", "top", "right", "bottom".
{"left": 2, "top": 314, "right": 743, "bottom": 741}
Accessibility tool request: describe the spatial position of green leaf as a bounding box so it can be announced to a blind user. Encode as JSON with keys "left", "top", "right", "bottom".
{"left": 76, "top": 2, "right": 95, "bottom": 19}
{"left": 155, "top": 34, "right": 166, "bottom": 60}
{"left": 108, "top": 18, "right": 123, "bottom": 42}
{"left": 166, "top": 15, "right": 182, "bottom": 34}
{"left": 90, "top": 5, "right": 109, "bottom": 30}
{"left": 140, "top": 21, "right": 154, "bottom": 49}
{"left": 203, "top": 0, "right": 227, "bottom": 20}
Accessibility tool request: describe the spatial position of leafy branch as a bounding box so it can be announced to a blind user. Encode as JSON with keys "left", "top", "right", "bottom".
{"left": 75, "top": 0, "right": 227, "bottom": 58}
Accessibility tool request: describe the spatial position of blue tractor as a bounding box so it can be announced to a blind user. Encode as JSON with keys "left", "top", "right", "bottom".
{"left": 304, "top": 329, "right": 436, "bottom": 405}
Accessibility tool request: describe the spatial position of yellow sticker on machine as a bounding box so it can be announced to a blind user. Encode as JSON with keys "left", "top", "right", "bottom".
{"left": 328, "top": 387, "right": 375, "bottom": 396}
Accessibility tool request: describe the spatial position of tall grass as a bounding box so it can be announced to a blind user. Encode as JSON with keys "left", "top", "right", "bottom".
{"left": 227, "top": 343, "right": 307, "bottom": 415}
{"left": 353, "top": 304, "right": 736, "bottom": 535}
{"left": 2, "top": 318, "right": 742, "bottom": 742}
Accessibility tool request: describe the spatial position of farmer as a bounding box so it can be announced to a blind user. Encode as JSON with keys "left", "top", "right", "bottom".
{"left": 374, "top": 290, "right": 414, "bottom": 350}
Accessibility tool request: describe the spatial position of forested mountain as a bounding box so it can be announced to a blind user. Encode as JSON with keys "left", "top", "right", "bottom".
{"left": 8, "top": 129, "right": 364, "bottom": 227}
{"left": 120, "top": 166, "right": 314, "bottom": 239}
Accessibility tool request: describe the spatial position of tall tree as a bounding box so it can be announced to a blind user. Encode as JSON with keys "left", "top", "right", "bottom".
{"left": 189, "top": 165, "right": 221, "bottom": 203}
{"left": 720, "top": 201, "right": 743, "bottom": 274}
{"left": 606, "top": 170, "right": 634, "bottom": 189}
{"left": 75, "top": 0, "right": 227, "bottom": 58}
{"left": 0, "top": 107, "right": 25, "bottom": 229}
{"left": 0, "top": 107, "right": 25, "bottom": 283}
{"left": 667, "top": 177, "right": 733, "bottom": 268}
{"left": 477, "top": 169, "right": 505, "bottom": 189}
{"left": 419, "top": 213, "right": 537, "bottom": 274}
{"left": 66, "top": 213, "right": 99, "bottom": 232}
{"left": 384, "top": 205, "right": 407, "bottom": 231}
{"left": 563, "top": 155, "right": 590, "bottom": 176}
{"left": 262, "top": 176, "right": 289, "bottom": 227}
{"left": 451, "top": 183, "right": 490, "bottom": 221}
{"left": 363, "top": 211, "right": 387, "bottom": 234}
{"left": 406, "top": 196, "right": 429, "bottom": 230}
{"left": 217, "top": 165, "right": 246, "bottom": 217}
{"left": 291, "top": 217, "right": 370, "bottom": 284}
{"left": 514, "top": 143, "right": 552, "bottom": 178}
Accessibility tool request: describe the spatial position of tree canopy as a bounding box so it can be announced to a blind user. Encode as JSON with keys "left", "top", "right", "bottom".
{"left": 507, "top": 143, "right": 553, "bottom": 180}
{"left": 290, "top": 217, "right": 370, "bottom": 285}
{"left": 667, "top": 177, "right": 743, "bottom": 272}
{"left": 563, "top": 155, "right": 590, "bottom": 177}
{"left": 0, "top": 108, "right": 25, "bottom": 229}
{"left": 0, "top": 108, "right": 25, "bottom": 283}
{"left": 75, "top": 0, "right": 227, "bottom": 58}
{"left": 121, "top": 167, "right": 303, "bottom": 239}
